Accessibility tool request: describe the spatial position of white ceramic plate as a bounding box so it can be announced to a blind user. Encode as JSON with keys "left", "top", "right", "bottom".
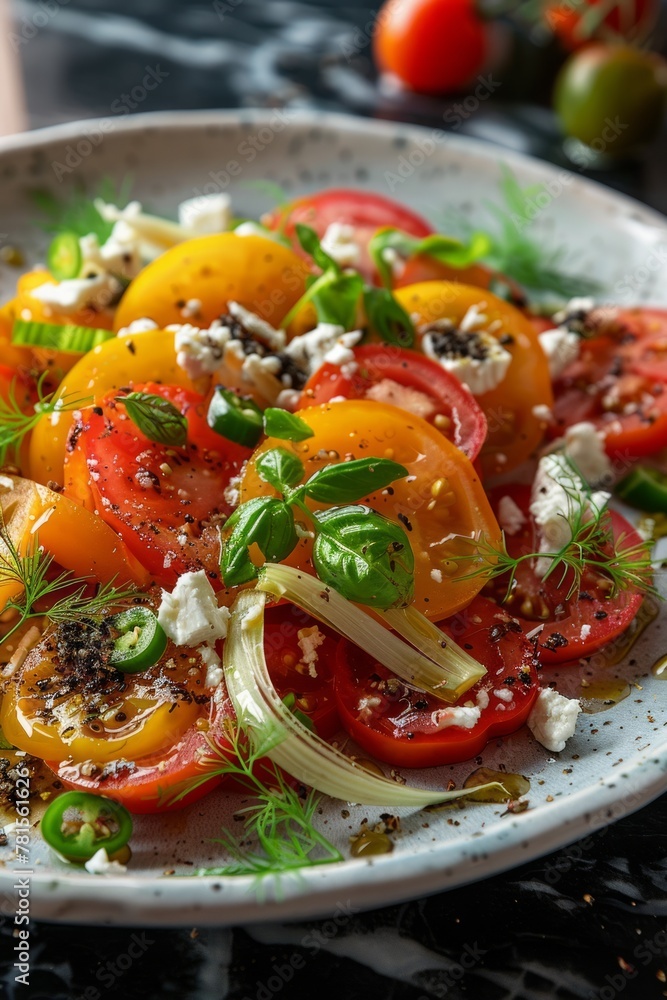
{"left": 1, "top": 110, "right": 667, "bottom": 926}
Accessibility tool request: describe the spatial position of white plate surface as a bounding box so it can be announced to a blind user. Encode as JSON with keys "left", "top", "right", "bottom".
{"left": 0, "top": 109, "right": 666, "bottom": 926}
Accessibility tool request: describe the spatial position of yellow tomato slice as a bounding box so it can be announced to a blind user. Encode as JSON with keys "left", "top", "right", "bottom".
{"left": 113, "top": 233, "right": 310, "bottom": 332}
{"left": 239, "top": 399, "right": 500, "bottom": 620}
{"left": 28, "top": 328, "right": 194, "bottom": 485}
{"left": 1, "top": 641, "right": 200, "bottom": 764}
{"left": 393, "top": 282, "right": 554, "bottom": 476}
{"left": 0, "top": 475, "right": 149, "bottom": 593}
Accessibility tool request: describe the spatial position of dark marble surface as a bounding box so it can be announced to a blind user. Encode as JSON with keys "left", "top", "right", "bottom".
{"left": 3, "top": 0, "right": 667, "bottom": 997}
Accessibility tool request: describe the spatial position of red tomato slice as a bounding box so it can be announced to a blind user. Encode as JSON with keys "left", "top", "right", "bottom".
{"left": 264, "top": 603, "right": 341, "bottom": 740}
{"left": 263, "top": 188, "right": 433, "bottom": 283}
{"left": 334, "top": 596, "right": 539, "bottom": 768}
{"left": 64, "top": 383, "right": 251, "bottom": 587}
{"left": 551, "top": 320, "right": 667, "bottom": 459}
{"left": 49, "top": 606, "right": 340, "bottom": 813}
{"left": 487, "top": 485, "right": 644, "bottom": 664}
{"left": 299, "top": 344, "right": 488, "bottom": 460}
{"left": 49, "top": 688, "right": 236, "bottom": 814}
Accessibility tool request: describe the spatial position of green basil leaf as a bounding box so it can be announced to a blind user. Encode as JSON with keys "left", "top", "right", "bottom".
{"left": 369, "top": 229, "right": 493, "bottom": 289}
{"left": 221, "top": 497, "right": 297, "bottom": 587}
{"left": 312, "top": 504, "right": 414, "bottom": 610}
{"left": 294, "top": 223, "right": 340, "bottom": 273}
{"left": 304, "top": 457, "right": 408, "bottom": 504}
{"left": 311, "top": 271, "right": 364, "bottom": 330}
{"left": 115, "top": 392, "right": 187, "bottom": 447}
{"left": 363, "top": 287, "right": 415, "bottom": 349}
{"left": 263, "top": 408, "right": 314, "bottom": 442}
{"left": 255, "top": 447, "right": 305, "bottom": 491}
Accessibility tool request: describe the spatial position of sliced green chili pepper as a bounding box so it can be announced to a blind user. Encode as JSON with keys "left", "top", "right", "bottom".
{"left": 47, "top": 231, "right": 82, "bottom": 280}
{"left": 207, "top": 386, "right": 264, "bottom": 447}
{"left": 41, "top": 791, "right": 133, "bottom": 863}
{"left": 616, "top": 466, "right": 667, "bottom": 513}
{"left": 108, "top": 607, "right": 167, "bottom": 673}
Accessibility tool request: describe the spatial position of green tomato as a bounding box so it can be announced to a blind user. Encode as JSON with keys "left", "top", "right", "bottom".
{"left": 554, "top": 44, "right": 667, "bottom": 153}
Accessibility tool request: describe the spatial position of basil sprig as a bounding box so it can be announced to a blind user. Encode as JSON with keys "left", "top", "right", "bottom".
{"left": 368, "top": 228, "right": 492, "bottom": 290}
{"left": 115, "top": 391, "right": 188, "bottom": 447}
{"left": 220, "top": 445, "right": 413, "bottom": 608}
{"left": 281, "top": 224, "right": 414, "bottom": 348}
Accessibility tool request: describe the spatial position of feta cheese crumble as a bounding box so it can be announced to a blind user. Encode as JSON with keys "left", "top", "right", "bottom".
{"left": 157, "top": 570, "right": 230, "bottom": 647}
{"left": 320, "top": 222, "right": 362, "bottom": 268}
{"left": 84, "top": 848, "right": 128, "bottom": 875}
{"left": 529, "top": 454, "right": 610, "bottom": 576}
{"left": 178, "top": 193, "right": 232, "bottom": 234}
{"left": 538, "top": 328, "right": 581, "bottom": 378}
{"left": 560, "top": 421, "right": 612, "bottom": 487}
{"left": 297, "top": 626, "right": 326, "bottom": 679}
{"left": 420, "top": 308, "right": 512, "bottom": 396}
{"left": 497, "top": 494, "right": 526, "bottom": 536}
{"left": 198, "top": 643, "right": 224, "bottom": 689}
{"left": 173, "top": 321, "right": 229, "bottom": 380}
{"left": 527, "top": 687, "right": 581, "bottom": 752}
{"left": 30, "top": 273, "right": 121, "bottom": 315}
{"left": 284, "top": 324, "right": 363, "bottom": 374}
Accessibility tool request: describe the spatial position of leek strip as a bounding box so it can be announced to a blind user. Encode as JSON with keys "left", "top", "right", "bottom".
{"left": 257, "top": 563, "right": 485, "bottom": 703}
{"left": 224, "top": 589, "right": 505, "bottom": 807}
{"left": 380, "top": 605, "right": 487, "bottom": 701}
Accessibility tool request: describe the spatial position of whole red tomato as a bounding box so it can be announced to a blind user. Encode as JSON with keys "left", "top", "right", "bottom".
{"left": 373, "top": 0, "right": 487, "bottom": 95}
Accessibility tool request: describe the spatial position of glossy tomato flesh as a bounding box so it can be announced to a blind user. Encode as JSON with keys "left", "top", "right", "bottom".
{"left": 64, "top": 383, "right": 251, "bottom": 587}
{"left": 263, "top": 188, "right": 433, "bottom": 283}
{"left": 486, "top": 485, "right": 645, "bottom": 664}
{"left": 299, "top": 344, "right": 487, "bottom": 460}
{"left": 334, "top": 596, "right": 539, "bottom": 767}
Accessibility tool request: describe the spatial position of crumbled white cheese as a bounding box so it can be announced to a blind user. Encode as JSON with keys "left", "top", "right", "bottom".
{"left": 431, "top": 704, "right": 481, "bottom": 731}
{"left": 178, "top": 193, "right": 232, "bottom": 234}
{"left": 527, "top": 687, "right": 581, "bottom": 752}
{"left": 95, "top": 199, "right": 188, "bottom": 260}
{"left": 80, "top": 221, "right": 143, "bottom": 281}
{"left": 560, "top": 421, "right": 612, "bottom": 486}
{"left": 430, "top": 568, "right": 443, "bottom": 584}
{"left": 552, "top": 297, "right": 596, "bottom": 325}
{"left": 497, "top": 495, "right": 526, "bottom": 536}
{"left": 172, "top": 321, "right": 230, "bottom": 380}
{"left": 84, "top": 848, "right": 128, "bottom": 875}
{"left": 234, "top": 221, "right": 281, "bottom": 241}
{"left": 494, "top": 687, "right": 514, "bottom": 703}
{"left": 30, "top": 273, "right": 121, "bottom": 314}
{"left": 284, "top": 324, "right": 362, "bottom": 375}
{"left": 532, "top": 403, "right": 554, "bottom": 424}
{"left": 228, "top": 301, "right": 286, "bottom": 351}
{"left": 381, "top": 246, "right": 406, "bottom": 279}
{"left": 181, "top": 298, "right": 202, "bottom": 320}
{"left": 297, "top": 626, "right": 326, "bottom": 679}
{"left": 580, "top": 623, "right": 591, "bottom": 641}
{"left": 538, "top": 328, "right": 580, "bottom": 378}
{"left": 198, "top": 643, "right": 223, "bottom": 688}
{"left": 116, "top": 318, "right": 158, "bottom": 336}
{"left": 459, "top": 302, "right": 487, "bottom": 333}
{"left": 157, "top": 570, "right": 230, "bottom": 647}
{"left": 421, "top": 325, "right": 512, "bottom": 396}
{"left": 529, "top": 454, "right": 610, "bottom": 576}
{"left": 320, "top": 222, "right": 361, "bottom": 268}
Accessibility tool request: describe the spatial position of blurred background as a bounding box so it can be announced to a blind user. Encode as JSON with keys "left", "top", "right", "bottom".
{"left": 3, "top": 0, "right": 667, "bottom": 211}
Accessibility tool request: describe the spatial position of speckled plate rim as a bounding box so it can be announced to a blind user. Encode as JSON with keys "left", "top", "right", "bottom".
{"left": 0, "top": 109, "right": 666, "bottom": 926}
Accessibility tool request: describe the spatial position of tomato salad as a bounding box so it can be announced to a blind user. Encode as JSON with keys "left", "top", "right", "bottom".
{"left": 0, "top": 184, "right": 658, "bottom": 877}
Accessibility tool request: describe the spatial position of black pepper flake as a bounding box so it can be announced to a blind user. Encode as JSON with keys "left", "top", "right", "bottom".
{"left": 542, "top": 632, "right": 569, "bottom": 651}
{"left": 594, "top": 610, "right": 608, "bottom": 620}
{"left": 397, "top": 513, "right": 413, "bottom": 532}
